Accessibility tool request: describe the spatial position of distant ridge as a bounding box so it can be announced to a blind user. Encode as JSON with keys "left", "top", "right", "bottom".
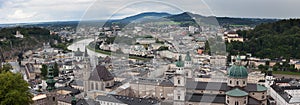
{"left": 0, "top": 12, "right": 278, "bottom": 28}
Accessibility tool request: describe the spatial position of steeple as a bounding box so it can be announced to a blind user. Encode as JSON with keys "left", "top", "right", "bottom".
{"left": 176, "top": 55, "right": 184, "bottom": 67}
{"left": 71, "top": 95, "right": 76, "bottom": 105}
{"left": 235, "top": 55, "right": 242, "bottom": 65}
{"left": 84, "top": 48, "right": 89, "bottom": 57}
{"left": 46, "top": 65, "right": 56, "bottom": 92}
{"left": 185, "top": 51, "right": 192, "bottom": 61}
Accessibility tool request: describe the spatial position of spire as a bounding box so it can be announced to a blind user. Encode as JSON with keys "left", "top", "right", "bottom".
{"left": 71, "top": 95, "right": 76, "bottom": 105}
{"left": 176, "top": 55, "right": 184, "bottom": 67}
{"left": 46, "top": 65, "right": 56, "bottom": 92}
{"left": 84, "top": 48, "right": 89, "bottom": 57}
{"left": 185, "top": 51, "right": 192, "bottom": 61}
{"left": 235, "top": 55, "right": 242, "bottom": 65}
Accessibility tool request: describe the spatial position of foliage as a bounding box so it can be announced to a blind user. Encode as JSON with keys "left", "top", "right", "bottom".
{"left": 204, "top": 40, "right": 211, "bottom": 55}
{"left": 53, "top": 62, "right": 59, "bottom": 77}
{"left": 227, "top": 19, "right": 300, "bottom": 59}
{"left": 0, "top": 64, "right": 12, "bottom": 73}
{"left": 40, "top": 64, "right": 48, "bottom": 79}
{"left": 0, "top": 65, "right": 33, "bottom": 105}
{"left": 0, "top": 27, "right": 57, "bottom": 60}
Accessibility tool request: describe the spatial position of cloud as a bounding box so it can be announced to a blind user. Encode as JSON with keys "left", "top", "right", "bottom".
{"left": 1, "top": 0, "right": 300, "bottom": 24}
{"left": 7, "top": 9, "right": 36, "bottom": 19}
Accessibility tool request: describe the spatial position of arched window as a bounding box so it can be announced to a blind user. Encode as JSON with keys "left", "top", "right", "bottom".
{"left": 235, "top": 101, "right": 239, "bottom": 105}
{"left": 230, "top": 80, "right": 232, "bottom": 84}
{"left": 91, "top": 82, "right": 94, "bottom": 90}
{"left": 178, "top": 79, "right": 181, "bottom": 84}
{"left": 236, "top": 81, "right": 239, "bottom": 85}
{"left": 243, "top": 81, "right": 246, "bottom": 84}
{"left": 96, "top": 83, "right": 98, "bottom": 90}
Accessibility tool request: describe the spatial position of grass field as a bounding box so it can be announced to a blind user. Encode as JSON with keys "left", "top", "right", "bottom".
{"left": 272, "top": 71, "right": 300, "bottom": 76}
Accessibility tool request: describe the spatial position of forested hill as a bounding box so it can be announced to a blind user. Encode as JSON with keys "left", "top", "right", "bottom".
{"left": 227, "top": 19, "right": 300, "bottom": 59}
{"left": 0, "top": 27, "right": 59, "bottom": 61}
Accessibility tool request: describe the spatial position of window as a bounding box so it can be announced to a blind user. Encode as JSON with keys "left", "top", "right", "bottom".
{"left": 252, "top": 93, "right": 255, "bottom": 95}
{"left": 236, "top": 81, "right": 239, "bottom": 85}
{"left": 91, "top": 82, "right": 94, "bottom": 90}
{"left": 178, "top": 96, "right": 180, "bottom": 100}
{"left": 230, "top": 80, "right": 232, "bottom": 84}
{"left": 262, "top": 95, "right": 265, "bottom": 99}
{"left": 235, "top": 101, "right": 239, "bottom": 105}
{"left": 243, "top": 81, "right": 246, "bottom": 84}
{"left": 227, "top": 100, "right": 229, "bottom": 103}
{"left": 96, "top": 83, "right": 98, "bottom": 90}
{"left": 244, "top": 101, "right": 246, "bottom": 104}
{"left": 178, "top": 79, "right": 181, "bottom": 84}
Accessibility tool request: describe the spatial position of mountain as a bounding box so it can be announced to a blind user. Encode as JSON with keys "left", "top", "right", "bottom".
{"left": 106, "top": 12, "right": 278, "bottom": 27}
{"left": 0, "top": 12, "right": 278, "bottom": 28}
{"left": 166, "top": 12, "right": 278, "bottom": 26}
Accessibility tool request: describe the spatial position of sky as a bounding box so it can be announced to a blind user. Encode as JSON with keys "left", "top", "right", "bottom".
{"left": 0, "top": 0, "right": 300, "bottom": 24}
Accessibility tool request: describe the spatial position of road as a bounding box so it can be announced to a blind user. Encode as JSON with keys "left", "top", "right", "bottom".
{"left": 67, "top": 38, "right": 108, "bottom": 66}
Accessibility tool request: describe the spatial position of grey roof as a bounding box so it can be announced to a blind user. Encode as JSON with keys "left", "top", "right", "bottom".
{"left": 186, "top": 81, "right": 231, "bottom": 91}
{"left": 130, "top": 78, "right": 173, "bottom": 86}
{"left": 74, "top": 48, "right": 84, "bottom": 56}
{"left": 271, "top": 85, "right": 300, "bottom": 103}
{"left": 89, "top": 65, "right": 114, "bottom": 81}
{"left": 96, "top": 94, "right": 160, "bottom": 105}
{"left": 248, "top": 97, "right": 261, "bottom": 105}
{"left": 56, "top": 86, "right": 81, "bottom": 95}
{"left": 186, "top": 81, "right": 267, "bottom": 93}
{"left": 186, "top": 93, "right": 225, "bottom": 103}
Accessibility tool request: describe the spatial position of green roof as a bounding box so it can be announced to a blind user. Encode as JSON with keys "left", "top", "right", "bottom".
{"left": 185, "top": 51, "right": 192, "bottom": 61}
{"left": 226, "top": 88, "right": 248, "bottom": 97}
{"left": 228, "top": 65, "right": 248, "bottom": 78}
{"left": 176, "top": 55, "right": 184, "bottom": 67}
{"left": 257, "top": 84, "right": 267, "bottom": 92}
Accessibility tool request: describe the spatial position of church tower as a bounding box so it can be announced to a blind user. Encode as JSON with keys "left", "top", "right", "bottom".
{"left": 227, "top": 55, "right": 248, "bottom": 87}
{"left": 173, "top": 55, "right": 186, "bottom": 105}
{"left": 46, "top": 65, "right": 56, "bottom": 91}
{"left": 184, "top": 51, "right": 193, "bottom": 78}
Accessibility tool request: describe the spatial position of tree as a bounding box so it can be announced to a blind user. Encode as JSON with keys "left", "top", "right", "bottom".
{"left": 53, "top": 62, "right": 59, "bottom": 77}
{"left": 40, "top": 64, "right": 48, "bottom": 79}
{"left": 0, "top": 70, "right": 33, "bottom": 105}
{"left": 0, "top": 64, "right": 12, "bottom": 73}
{"left": 204, "top": 40, "right": 211, "bottom": 55}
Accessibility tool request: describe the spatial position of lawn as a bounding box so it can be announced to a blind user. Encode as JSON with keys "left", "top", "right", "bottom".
{"left": 272, "top": 71, "right": 300, "bottom": 76}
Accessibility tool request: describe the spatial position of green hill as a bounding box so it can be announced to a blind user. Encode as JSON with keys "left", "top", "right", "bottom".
{"left": 0, "top": 27, "right": 59, "bottom": 61}
{"left": 227, "top": 19, "right": 300, "bottom": 59}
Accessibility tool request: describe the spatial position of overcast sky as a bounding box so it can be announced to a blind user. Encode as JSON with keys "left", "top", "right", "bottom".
{"left": 0, "top": 0, "right": 300, "bottom": 24}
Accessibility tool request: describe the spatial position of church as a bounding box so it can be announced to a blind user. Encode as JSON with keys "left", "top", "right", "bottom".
{"left": 173, "top": 55, "right": 268, "bottom": 105}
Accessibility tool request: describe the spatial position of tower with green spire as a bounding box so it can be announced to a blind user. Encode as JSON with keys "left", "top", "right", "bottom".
{"left": 184, "top": 51, "right": 192, "bottom": 68}
{"left": 46, "top": 65, "right": 56, "bottom": 92}
{"left": 176, "top": 55, "right": 184, "bottom": 68}
{"left": 71, "top": 95, "right": 76, "bottom": 105}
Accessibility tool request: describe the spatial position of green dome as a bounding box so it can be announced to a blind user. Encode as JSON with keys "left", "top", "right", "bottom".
{"left": 226, "top": 88, "right": 248, "bottom": 97}
{"left": 228, "top": 65, "right": 248, "bottom": 78}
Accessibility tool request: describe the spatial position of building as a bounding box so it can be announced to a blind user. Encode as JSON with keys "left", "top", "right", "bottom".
{"left": 224, "top": 31, "right": 244, "bottom": 43}
{"left": 14, "top": 31, "right": 24, "bottom": 38}
{"left": 96, "top": 94, "right": 160, "bottom": 105}
{"left": 84, "top": 64, "right": 115, "bottom": 99}
{"left": 269, "top": 78, "right": 300, "bottom": 105}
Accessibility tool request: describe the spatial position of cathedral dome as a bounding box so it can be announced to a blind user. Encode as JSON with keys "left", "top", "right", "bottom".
{"left": 228, "top": 65, "right": 248, "bottom": 78}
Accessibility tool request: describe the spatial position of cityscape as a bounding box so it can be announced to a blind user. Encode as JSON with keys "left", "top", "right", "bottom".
{"left": 0, "top": 0, "right": 300, "bottom": 105}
